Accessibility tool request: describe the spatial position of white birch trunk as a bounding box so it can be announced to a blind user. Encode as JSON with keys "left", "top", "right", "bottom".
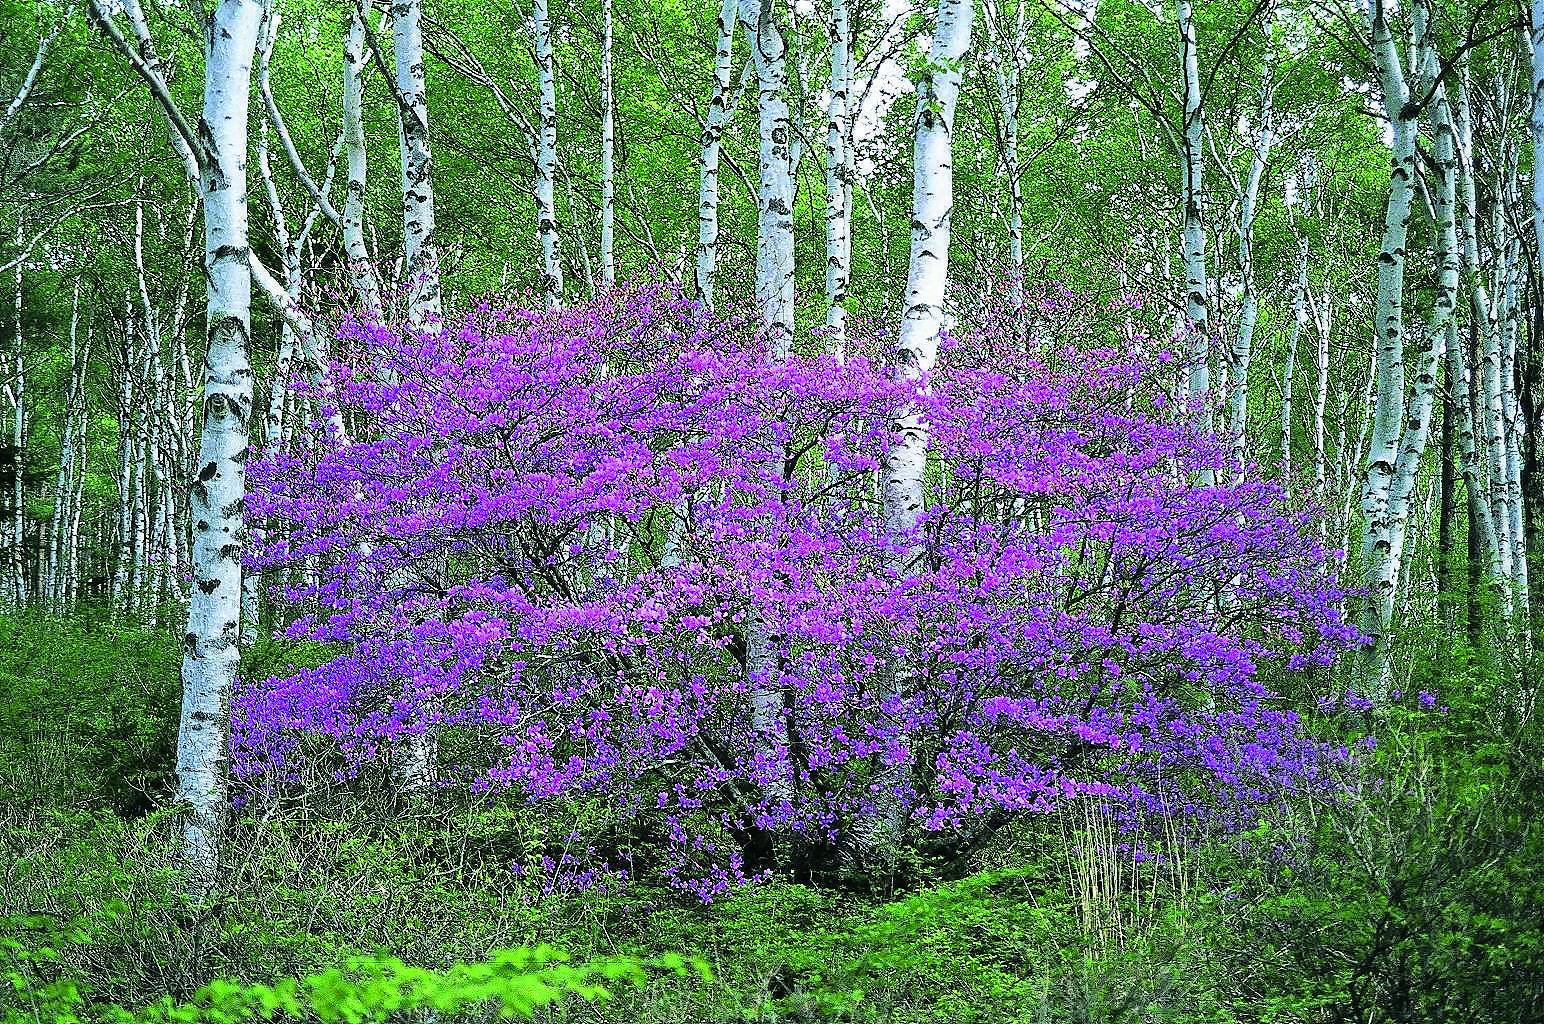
{"left": 1177, "top": 0, "right": 1210, "bottom": 438}
{"left": 343, "top": 6, "right": 382, "bottom": 313}
{"left": 392, "top": 0, "right": 441, "bottom": 326}
{"left": 1282, "top": 237, "right": 1307, "bottom": 497}
{"left": 824, "top": 0, "right": 854, "bottom": 360}
{"left": 1227, "top": 78, "right": 1275, "bottom": 483}
{"left": 45, "top": 281, "right": 83, "bottom": 613}
{"left": 177, "top": 0, "right": 265, "bottom": 890}
{"left": 113, "top": 296, "right": 135, "bottom": 615}
{"left": 1499, "top": 252, "right": 1529, "bottom": 618}
{"left": 695, "top": 0, "right": 745, "bottom": 308}
{"left": 0, "top": 10, "right": 68, "bottom": 138}
{"left": 863, "top": 0, "right": 973, "bottom": 867}
{"left": 740, "top": 0, "right": 798, "bottom": 818}
{"left": 742, "top": 0, "right": 797, "bottom": 356}
{"left": 1309, "top": 275, "right": 1332, "bottom": 499}
{"left": 534, "top": 0, "right": 565, "bottom": 310}
{"left": 1358, "top": 0, "right": 1420, "bottom": 673}
{"left": 988, "top": 0, "right": 1026, "bottom": 307}
{"left": 1452, "top": 73, "right": 1512, "bottom": 617}
{"left": 601, "top": 0, "right": 616, "bottom": 289}
{"left": 8, "top": 223, "right": 24, "bottom": 607}
{"left": 1357, "top": 0, "right": 1452, "bottom": 691}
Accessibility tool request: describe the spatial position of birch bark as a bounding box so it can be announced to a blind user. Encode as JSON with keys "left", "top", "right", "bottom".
{"left": 740, "top": 0, "right": 797, "bottom": 819}
{"left": 1177, "top": 0, "right": 1210, "bottom": 437}
{"left": 695, "top": 0, "right": 746, "bottom": 308}
{"left": 863, "top": 0, "right": 973, "bottom": 867}
{"left": 1282, "top": 237, "right": 1308, "bottom": 497}
{"left": 391, "top": 0, "right": 441, "bottom": 326}
{"left": 344, "top": 6, "right": 382, "bottom": 313}
{"left": 90, "top": 0, "right": 266, "bottom": 887}
{"left": 742, "top": 0, "right": 796, "bottom": 354}
{"left": 1357, "top": 0, "right": 1450, "bottom": 691}
{"left": 7, "top": 223, "right": 24, "bottom": 608}
{"left": 535, "top": 0, "right": 565, "bottom": 309}
{"left": 601, "top": 0, "right": 616, "bottom": 288}
{"left": 1455, "top": 76, "right": 1514, "bottom": 593}
{"left": 824, "top": 0, "right": 854, "bottom": 360}
{"left": 1226, "top": 75, "right": 1275, "bottom": 483}
{"left": 987, "top": 0, "right": 1026, "bottom": 307}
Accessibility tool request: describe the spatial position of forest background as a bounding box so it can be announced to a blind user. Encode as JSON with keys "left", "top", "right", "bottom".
{"left": 0, "top": 0, "right": 1542, "bottom": 1021}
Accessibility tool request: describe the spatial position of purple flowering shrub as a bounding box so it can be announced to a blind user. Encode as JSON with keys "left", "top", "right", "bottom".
{"left": 238, "top": 284, "right": 1359, "bottom": 898}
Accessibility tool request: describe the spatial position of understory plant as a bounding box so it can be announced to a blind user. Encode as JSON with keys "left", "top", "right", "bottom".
{"left": 238, "top": 284, "right": 1361, "bottom": 896}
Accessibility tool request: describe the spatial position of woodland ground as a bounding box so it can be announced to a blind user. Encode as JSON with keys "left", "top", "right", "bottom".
{"left": 1, "top": 613, "right": 1541, "bottom": 1024}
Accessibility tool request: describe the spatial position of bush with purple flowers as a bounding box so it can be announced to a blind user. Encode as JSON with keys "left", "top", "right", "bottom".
{"left": 237, "top": 284, "right": 1361, "bottom": 895}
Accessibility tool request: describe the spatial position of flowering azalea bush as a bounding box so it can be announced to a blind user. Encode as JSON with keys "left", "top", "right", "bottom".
{"left": 238, "top": 284, "right": 1360, "bottom": 898}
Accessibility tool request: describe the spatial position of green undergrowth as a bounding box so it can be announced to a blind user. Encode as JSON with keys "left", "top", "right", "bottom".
{"left": 2, "top": 613, "right": 1542, "bottom": 1022}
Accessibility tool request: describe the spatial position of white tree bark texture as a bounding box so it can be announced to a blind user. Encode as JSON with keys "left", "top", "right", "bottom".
{"left": 864, "top": 0, "right": 973, "bottom": 867}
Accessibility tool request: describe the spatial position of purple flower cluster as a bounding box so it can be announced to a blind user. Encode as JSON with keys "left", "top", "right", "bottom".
{"left": 236, "top": 284, "right": 1361, "bottom": 897}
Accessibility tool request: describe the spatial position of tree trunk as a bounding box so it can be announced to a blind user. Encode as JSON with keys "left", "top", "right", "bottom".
{"left": 1357, "top": 0, "right": 1444, "bottom": 692}
{"left": 824, "top": 0, "right": 853, "bottom": 360}
{"left": 344, "top": 3, "right": 382, "bottom": 313}
{"left": 534, "top": 0, "right": 565, "bottom": 309}
{"left": 1177, "top": 0, "right": 1210, "bottom": 440}
{"left": 740, "top": 0, "right": 798, "bottom": 829}
{"left": 601, "top": 0, "right": 616, "bottom": 288}
{"left": 1228, "top": 75, "right": 1275, "bottom": 483}
{"left": 1440, "top": 356, "right": 1458, "bottom": 633}
{"left": 694, "top": 0, "right": 744, "bottom": 308}
{"left": 862, "top": 0, "right": 973, "bottom": 870}
{"left": 741, "top": 0, "right": 796, "bottom": 356}
{"left": 9, "top": 222, "right": 26, "bottom": 608}
{"left": 392, "top": 0, "right": 441, "bottom": 326}
{"left": 174, "top": 0, "right": 265, "bottom": 891}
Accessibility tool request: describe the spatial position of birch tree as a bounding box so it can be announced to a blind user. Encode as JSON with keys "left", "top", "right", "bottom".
{"left": 392, "top": 0, "right": 442, "bottom": 326}
{"left": 1356, "top": 0, "right": 1454, "bottom": 692}
{"left": 824, "top": 0, "right": 855, "bottom": 359}
{"left": 695, "top": 0, "right": 747, "bottom": 308}
{"left": 742, "top": 0, "right": 797, "bottom": 354}
{"left": 7, "top": 222, "right": 25, "bottom": 607}
{"left": 740, "top": 0, "right": 798, "bottom": 817}
{"left": 1176, "top": 0, "right": 1210, "bottom": 436}
{"left": 601, "top": 0, "right": 616, "bottom": 288}
{"left": 535, "top": 0, "right": 565, "bottom": 309}
{"left": 862, "top": 0, "right": 974, "bottom": 867}
{"left": 88, "top": 0, "right": 265, "bottom": 889}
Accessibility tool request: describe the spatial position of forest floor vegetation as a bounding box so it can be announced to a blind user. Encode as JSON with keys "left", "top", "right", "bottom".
{"left": 1, "top": 613, "right": 1541, "bottom": 1023}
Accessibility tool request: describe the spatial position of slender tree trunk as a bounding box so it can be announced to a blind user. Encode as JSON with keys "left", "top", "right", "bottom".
{"left": 173, "top": 0, "right": 265, "bottom": 890}
{"left": 1177, "top": 0, "right": 1210, "bottom": 441}
{"left": 113, "top": 296, "right": 135, "bottom": 616}
{"left": 600, "top": 0, "right": 616, "bottom": 288}
{"left": 862, "top": 0, "right": 973, "bottom": 870}
{"left": 392, "top": 0, "right": 441, "bottom": 326}
{"left": 695, "top": 0, "right": 744, "bottom": 308}
{"left": 989, "top": 0, "right": 1026, "bottom": 309}
{"left": 534, "top": 0, "right": 565, "bottom": 309}
{"left": 9, "top": 223, "right": 25, "bottom": 608}
{"left": 1439, "top": 355, "right": 1458, "bottom": 633}
{"left": 46, "top": 281, "right": 83, "bottom": 613}
{"left": 1450, "top": 75, "right": 1512, "bottom": 620}
{"left": 824, "top": 0, "right": 853, "bottom": 360}
{"left": 1358, "top": 0, "right": 1444, "bottom": 692}
{"left": 1310, "top": 275, "right": 1332, "bottom": 501}
{"left": 740, "top": 0, "right": 797, "bottom": 828}
{"left": 1228, "top": 76, "right": 1275, "bottom": 483}
{"left": 1282, "top": 236, "right": 1308, "bottom": 496}
{"left": 344, "top": 4, "right": 382, "bottom": 313}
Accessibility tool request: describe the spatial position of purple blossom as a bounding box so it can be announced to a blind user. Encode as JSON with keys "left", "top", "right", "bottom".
{"left": 235, "top": 284, "right": 1363, "bottom": 897}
